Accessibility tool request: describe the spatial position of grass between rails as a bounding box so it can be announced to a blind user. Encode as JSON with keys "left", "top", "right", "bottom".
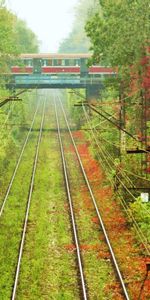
{"left": 15, "top": 99, "right": 79, "bottom": 300}
{"left": 0, "top": 95, "right": 38, "bottom": 207}
{"left": 0, "top": 102, "right": 43, "bottom": 299}
{"left": 60, "top": 121, "right": 123, "bottom": 299}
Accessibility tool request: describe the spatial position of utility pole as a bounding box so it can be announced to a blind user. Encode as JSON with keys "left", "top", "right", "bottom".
{"left": 119, "top": 83, "right": 126, "bottom": 159}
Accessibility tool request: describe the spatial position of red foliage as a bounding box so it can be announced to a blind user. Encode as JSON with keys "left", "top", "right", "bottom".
{"left": 80, "top": 244, "right": 101, "bottom": 251}
{"left": 77, "top": 144, "right": 89, "bottom": 156}
{"left": 97, "top": 250, "right": 110, "bottom": 259}
{"left": 91, "top": 216, "right": 99, "bottom": 224}
{"left": 64, "top": 244, "right": 76, "bottom": 252}
{"left": 104, "top": 282, "right": 124, "bottom": 300}
{"left": 72, "top": 129, "right": 150, "bottom": 299}
{"left": 73, "top": 130, "right": 84, "bottom": 139}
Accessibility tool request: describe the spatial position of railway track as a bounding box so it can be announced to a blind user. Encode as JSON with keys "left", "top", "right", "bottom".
{"left": 0, "top": 91, "right": 137, "bottom": 298}
{"left": 54, "top": 92, "right": 130, "bottom": 300}
{"left": 11, "top": 99, "right": 46, "bottom": 300}
{"left": 54, "top": 98, "right": 88, "bottom": 300}
{"left": 0, "top": 101, "right": 40, "bottom": 218}
{"left": 0, "top": 97, "right": 46, "bottom": 299}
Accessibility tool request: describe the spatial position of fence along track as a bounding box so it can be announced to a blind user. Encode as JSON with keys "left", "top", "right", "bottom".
{"left": 0, "top": 101, "right": 40, "bottom": 218}
{"left": 54, "top": 97, "right": 88, "bottom": 300}
{"left": 11, "top": 99, "right": 46, "bottom": 300}
{"left": 57, "top": 93, "right": 130, "bottom": 300}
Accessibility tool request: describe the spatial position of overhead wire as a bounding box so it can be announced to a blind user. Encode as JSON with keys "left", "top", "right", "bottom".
{"left": 93, "top": 124, "right": 150, "bottom": 183}
{"left": 84, "top": 106, "right": 135, "bottom": 188}
{"left": 88, "top": 112, "right": 150, "bottom": 182}
{"left": 96, "top": 139, "right": 150, "bottom": 217}
{"left": 72, "top": 89, "right": 150, "bottom": 185}
{"left": 122, "top": 168, "right": 150, "bottom": 183}
{"left": 83, "top": 102, "right": 150, "bottom": 195}
{"left": 89, "top": 102, "right": 150, "bottom": 155}
{"left": 83, "top": 105, "right": 136, "bottom": 191}
{"left": 82, "top": 104, "right": 150, "bottom": 254}
{"left": 0, "top": 102, "right": 18, "bottom": 141}
{"left": 72, "top": 88, "right": 150, "bottom": 155}
{"left": 84, "top": 108, "right": 150, "bottom": 218}
{"left": 86, "top": 106, "right": 150, "bottom": 182}
{"left": 0, "top": 102, "right": 15, "bottom": 130}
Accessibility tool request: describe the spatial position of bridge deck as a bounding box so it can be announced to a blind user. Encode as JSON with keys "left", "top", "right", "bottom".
{"left": 6, "top": 74, "right": 105, "bottom": 89}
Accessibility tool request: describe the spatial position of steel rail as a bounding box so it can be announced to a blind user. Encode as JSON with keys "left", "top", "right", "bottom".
{"left": 0, "top": 102, "right": 40, "bottom": 218}
{"left": 57, "top": 95, "right": 130, "bottom": 300}
{"left": 11, "top": 99, "right": 46, "bottom": 300}
{"left": 54, "top": 98, "right": 88, "bottom": 300}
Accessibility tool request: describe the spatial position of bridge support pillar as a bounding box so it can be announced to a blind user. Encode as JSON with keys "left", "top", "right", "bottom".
{"left": 86, "top": 85, "right": 100, "bottom": 104}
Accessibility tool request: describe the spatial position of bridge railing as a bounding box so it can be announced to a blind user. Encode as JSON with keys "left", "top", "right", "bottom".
{"left": 11, "top": 74, "right": 106, "bottom": 86}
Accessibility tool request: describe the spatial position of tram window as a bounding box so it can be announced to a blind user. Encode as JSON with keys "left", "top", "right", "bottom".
{"left": 75, "top": 59, "right": 79, "bottom": 66}
{"left": 19, "top": 59, "right": 26, "bottom": 67}
{"left": 65, "top": 59, "right": 69, "bottom": 66}
{"left": 27, "top": 60, "right": 33, "bottom": 67}
{"left": 85, "top": 59, "right": 88, "bottom": 65}
{"left": 53, "top": 59, "right": 58, "bottom": 66}
{"left": 22, "top": 60, "right": 25, "bottom": 65}
{"left": 16, "top": 59, "right": 23, "bottom": 67}
{"left": 42, "top": 60, "right": 46, "bottom": 66}
{"left": 69, "top": 59, "right": 75, "bottom": 66}
{"left": 57, "top": 59, "right": 62, "bottom": 66}
{"left": 62, "top": 59, "right": 65, "bottom": 66}
{"left": 46, "top": 59, "right": 52, "bottom": 66}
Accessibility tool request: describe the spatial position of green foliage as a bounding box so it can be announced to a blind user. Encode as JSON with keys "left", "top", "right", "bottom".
{"left": 0, "top": 124, "right": 41, "bottom": 299}
{"left": 0, "top": 2, "right": 39, "bottom": 76}
{"left": 0, "top": 2, "right": 39, "bottom": 169}
{"left": 84, "top": 0, "right": 150, "bottom": 187}
{"left": 86, "top": 0, "right": 150, "bottom": 72}
{"left": 128, "top": 197, "right": 150, "bottom": 242}
{"left": 67, "top": 89, "right": 85, "bottom": 129}
{"left": 59, "top": 0, "right": 99, "bottom": 53}
{"left": 0, "top": 6, "right": 18, "bottom": 72}
{"left": 14, "top": 18, "right": 39, "bottom": 53}
{"left": 0, "top": 91, "right": 38, "bottom": 190}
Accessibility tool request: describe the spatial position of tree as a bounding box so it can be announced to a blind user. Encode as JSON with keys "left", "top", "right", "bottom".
{"left": 85, "top": 0, "right": 150, "bottom": 72}
{"left": 0, "top": 5, "right": 18, "bottom": 72}
{"left": 0, "top": 2, "right": 39, "bottom": 75}
{"left": 14, "top": 19, "right": 39, "bottom": 53}
{"left": 59, "top": 0, "right": 99, "bottom": 53}
{"left": 85, "top": 0, "right": 150, "bottom": 158}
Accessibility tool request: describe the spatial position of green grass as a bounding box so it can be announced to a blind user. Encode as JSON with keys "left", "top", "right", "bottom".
{"left": 0, "top": 95, "right": 121, "bottom": 300}
{"left": 0, "top": 105, "right": 43, "bottom": 299}
{"left": 15, "top": 101, "right": 79, "bottom": 299}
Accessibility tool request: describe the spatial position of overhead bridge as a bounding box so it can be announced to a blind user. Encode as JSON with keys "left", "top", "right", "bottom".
{"left": 7, "top": 74, "right": 105, "bottom": 89}
{"left": 5, "top": 53, "right": 115, "bottom": 99}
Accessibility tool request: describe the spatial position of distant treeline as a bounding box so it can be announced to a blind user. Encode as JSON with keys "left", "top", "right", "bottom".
{"left": 0, "top": 0, "right": 39, "bottom": 73}
{"left": 59, "top": 0, "right": 99, "bottom": 53}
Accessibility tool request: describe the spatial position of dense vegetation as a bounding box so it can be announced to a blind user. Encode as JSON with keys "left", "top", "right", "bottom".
{"left": 84, "top": 0, "right": 150, "bottom": 177}
{"left": 66, "top": 0, "right": 150, "bottom": 258}
{"left": 0, "top": 0, "right": 39, "bottom": 191}
{"left": 0, "top": 0, "right": 39, "bottom": 74}
{"left": 86, "top": 1, "right": 150, "bottom": 81}
{"left": 0, "top": 0, "right": 149, "bottom": 297}
{"left": 59, "top": 0, "right": 99, "bottom": 53}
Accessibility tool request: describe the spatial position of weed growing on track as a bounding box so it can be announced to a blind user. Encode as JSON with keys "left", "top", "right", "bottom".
{"left": 0, "top": 94, "right": 38, "bottom": 205}
{"left": 60, "top": 128, "right": 119, "bottom": 299}
{"left": 16, "top": 103, "right": 79, "bottom": 300}
{"left": 0, "top": 109, "right": 42, "bottom": 299}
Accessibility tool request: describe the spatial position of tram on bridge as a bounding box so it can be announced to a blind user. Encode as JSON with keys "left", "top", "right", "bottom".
{"left": 11, "top": 53, "right": 114, "bottom": 76}
{"left": 7, "top": 53, "right": 115, "bottom": 89}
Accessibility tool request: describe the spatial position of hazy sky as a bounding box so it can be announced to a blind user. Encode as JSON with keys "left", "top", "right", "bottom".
{"left": 6, "top": 0, "right": 79, "bottom": 52}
